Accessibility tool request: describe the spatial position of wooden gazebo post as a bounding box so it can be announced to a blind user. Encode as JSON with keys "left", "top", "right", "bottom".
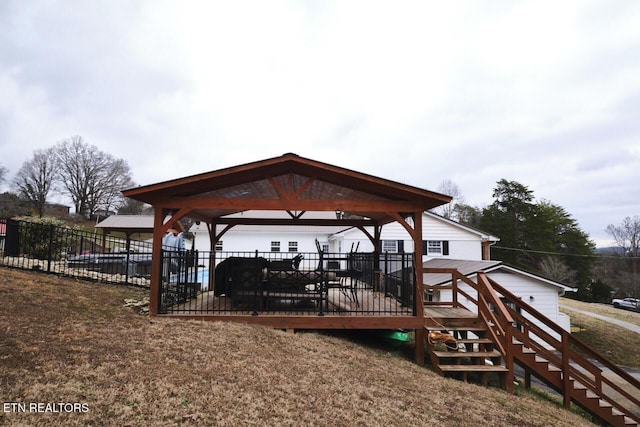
{"left": 413, "top": 211, "right": 425, "bottom": 364}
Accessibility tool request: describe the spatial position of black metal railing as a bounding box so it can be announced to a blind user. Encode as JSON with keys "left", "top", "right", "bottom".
{"left": 158, "top": 249, "right": 415, "bottom": 316}
{"left": 1, "top": 217, "right": 416, "bottom": 316}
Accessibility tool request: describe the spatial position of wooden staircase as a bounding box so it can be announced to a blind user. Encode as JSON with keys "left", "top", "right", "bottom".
{"left": 425, "top": 319, "right": 512, "bottom": 390}
{"left": 423, "top": 268, "right": 640, "bottom": 427}
{"left": 512, "top": 340, "right": 637, "bottom": 426}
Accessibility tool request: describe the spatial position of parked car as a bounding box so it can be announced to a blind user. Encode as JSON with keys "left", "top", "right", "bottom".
{"left": 611, "top": 297, "right": 639, "bottom": 311}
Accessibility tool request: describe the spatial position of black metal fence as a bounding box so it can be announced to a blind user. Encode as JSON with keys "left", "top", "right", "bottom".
{"left": 158, "top": 249, "right": 415, "bottom": 316}
{"left": 1, "top": 217, "right": 416, "bottom": 316}
{"left": 0, "top": 217, "right": 153, "bottom": 287}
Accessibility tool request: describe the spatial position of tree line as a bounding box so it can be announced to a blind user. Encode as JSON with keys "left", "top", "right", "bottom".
{"left": 0, "top": 136, "right": 135, "bottom": 219}
{"left": 434, "top": 179, "right": 639, "bottom": 302}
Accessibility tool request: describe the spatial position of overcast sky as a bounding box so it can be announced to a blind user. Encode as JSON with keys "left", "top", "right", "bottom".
{"left": 1, "top": 1, "right": 639, "bottom": 247}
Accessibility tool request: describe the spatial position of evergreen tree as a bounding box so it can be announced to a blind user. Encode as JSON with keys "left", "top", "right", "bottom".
{"left": 480, "top": 179, "right": 595, "bottom": 299}
{"left": 480, "top": 179, "right": 535, "bottom": 266}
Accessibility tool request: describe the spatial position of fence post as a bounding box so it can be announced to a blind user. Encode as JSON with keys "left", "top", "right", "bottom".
{"left": 5, "top": 219, "right": 20, "bottom": 257}
{"left": 125, "top": 236, "right": 131, "bottom": 285}
{"left": 47, "top": 224, "right": 54, "bottom": 272}
{"left": 383, "top": 251, "right": 388, "bottom": 295}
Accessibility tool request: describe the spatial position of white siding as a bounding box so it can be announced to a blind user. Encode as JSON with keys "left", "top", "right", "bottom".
{"left": 487, "top": 271, "right": 564, "bottom": 348}
{"left": 194, "top": 229, "right": 327, "bottom": 254}
{"left": 339, "top": 213, "right": 487, "bottom": 260}
{"left": 428, "top": 270, "right": 567, "bottom": 350}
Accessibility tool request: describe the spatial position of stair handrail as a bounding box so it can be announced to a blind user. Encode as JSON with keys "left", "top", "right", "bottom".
{"left": 424, "top": 267, "right": 479, "bottom": 308}
{"left": 486, "top": 276, "right": 640, "bottom": 421}
{"left": 505, "top": 305, "right": 621, "bottom": 404}
{"left": 475, "top": 273, "right": 515, "bottom": 392}
{"left": 423, "top": 266, "right": 639, "bottom": 422}
{"left": 423, "top": 268, "right": 515, "bottom": 391}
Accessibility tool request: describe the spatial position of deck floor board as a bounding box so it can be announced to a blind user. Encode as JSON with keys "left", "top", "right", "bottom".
{"left": 165, "top": 287, "right": 413, "bottom": 316}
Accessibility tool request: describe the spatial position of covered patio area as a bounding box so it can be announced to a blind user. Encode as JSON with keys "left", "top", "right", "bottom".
{"left": 121, "top": 153, "right": 451, "bottom": 362}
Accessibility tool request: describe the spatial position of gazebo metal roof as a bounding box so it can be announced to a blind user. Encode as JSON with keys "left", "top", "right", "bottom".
{"left": 122, "top": 153, "right": 451, "bottom": 226}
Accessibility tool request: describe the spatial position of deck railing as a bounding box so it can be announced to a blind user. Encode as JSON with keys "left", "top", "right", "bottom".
{"left": 158, "top": 249, "right": 415, "bottom": 316}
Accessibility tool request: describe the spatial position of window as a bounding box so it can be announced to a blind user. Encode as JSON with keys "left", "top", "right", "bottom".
{"left": 288, "top": 241, "right": 298, "bottom": 252}
{"left": 422, "top": 240, "right": 450, "bottom": 256}
{"left": 215, "top": 240, "right": 223, "bottom": 251}
{"left": 427, "top": 241, "right": 441, "bottom": 254}
{"left": 382, "top": 240, "right": 398, "bottom": 253}
{"left": 271, "top": 241, "right": 281, "bottom": 252}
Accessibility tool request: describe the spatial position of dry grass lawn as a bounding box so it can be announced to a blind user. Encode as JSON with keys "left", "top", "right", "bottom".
{"left": 0, "top": 268, "right": 595, "bottom": 426}
{"left": 560, "top": 296, "right": 640, "bottom": 327}
{"left": 560, "top": 297, "right": 640, "bottom": 368}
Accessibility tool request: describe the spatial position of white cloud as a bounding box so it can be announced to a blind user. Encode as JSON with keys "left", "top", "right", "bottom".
{"left": 0, "top": 0, "right": 639, "bottom": 247}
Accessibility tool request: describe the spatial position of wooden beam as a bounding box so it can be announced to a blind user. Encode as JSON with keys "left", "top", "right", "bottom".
{"left": 413, "top": 211, "right": 425, "bottom": 365}
{"left": 267, "top": 176, "right": 292, "bottom": 200}
{"left": 214, "top": 218, "right": 375, "bottom": 227}
{"left": 214, "top": 224, "right": 235, "bottom": 242}
{"left": 157, "top": 315, "right": 424, "bottom": 330}
{"left": 291, "top": 176, "right": 316, "bottom": 199}
{"left": 160, "top": 206, "right": 192, "bottom": 234}
{"left": 356, "top": 226, "right": 375, "bottom": 244}
{"left": 154, "top": 197, "right": 425, "bottom": 213}
{"left": 388, "top": 212, "right": 417, "bottom": 240}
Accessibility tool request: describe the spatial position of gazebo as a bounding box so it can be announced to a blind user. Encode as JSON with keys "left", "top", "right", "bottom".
{"left": 122, "top": 153, "right": 451, "bottom": 362}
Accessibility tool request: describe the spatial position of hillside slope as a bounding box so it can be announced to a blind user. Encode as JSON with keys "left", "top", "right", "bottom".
{"left": 0, "top": 268, "right": 594, "bottom": 426}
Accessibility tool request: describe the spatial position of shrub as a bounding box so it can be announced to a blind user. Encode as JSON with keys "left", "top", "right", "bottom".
{"left": 17, "top": 216, "right": 73, "bottom": 260}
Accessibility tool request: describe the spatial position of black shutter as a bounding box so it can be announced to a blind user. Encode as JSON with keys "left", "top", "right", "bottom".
{"left": 442, "top": 240, "right": 449, "bottom": 255}
{"left": 397, "top": 240, "right": 404, "bottom": 253}
{"left": 422, "top": 240, "right": 428, "bottom": 254}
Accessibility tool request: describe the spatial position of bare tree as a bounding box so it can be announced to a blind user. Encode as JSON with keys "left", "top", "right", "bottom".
{"left": 606, "top": 216, "right": 640, "bottom": 297}
{"left": 606, "top": 216, "right": 640, "bottom": 258}
{"left": 118, "top": 198, "right": 149, "bottom": 215}
{"left": 432, "top": 179, "right": 465, "bottom": 220}
{"left": 55, "top": 136, "right": 134, "bottom": 218}
{"left": 538, "top": 256, "right": 577, "bottom": 286}
{"left": 0, "top": 163, "right": 8, "bottom": 184}
{"left": 13, "top": 148, "right": 57, "bottom": 217}
{"left": 453, "top": 203, "right": 482, "bottom": 227}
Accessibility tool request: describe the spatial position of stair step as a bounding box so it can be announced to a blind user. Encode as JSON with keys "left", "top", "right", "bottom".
{"left": 426, "top": 326, "right": 488, "bottom": 332}
{"left": 439, "top": 365, "right": 509, "bottom": 373}
{"left": 433, "top": 350, "right": 502, "bottom": 358}
{"left": 619, "top": 414, "right": 638, "bottom": 426}
{"left": 571, "top": 381, "right": 587, "bottom": 391}
{"left": 456, "top": 338, "right": 493, "bottom": 344}
{"left": 533, "top": 356, "right": 561, "bottom": 371}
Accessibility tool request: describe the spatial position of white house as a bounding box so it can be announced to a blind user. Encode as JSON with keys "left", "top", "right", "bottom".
{"left": 331, "top": 211, "right": 499, "bottom": 261}
{"left": 189, "top": 210, "right": 575, "bottom": 339}
{"left": 190, "top": 210, "right": 346, "bottom": 258}
{"left": 423, "top": 258, "right": 575, "bottom": 346}
{"left": 191, "top": 211, "right": 498, "bottom": 260}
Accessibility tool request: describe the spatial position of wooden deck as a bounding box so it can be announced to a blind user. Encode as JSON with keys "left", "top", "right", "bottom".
{"left": 165, "top": 287, "right": 413, "bottom": 316}
{"left": 424, "top": 306, "right": 478, "bottom": 327}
